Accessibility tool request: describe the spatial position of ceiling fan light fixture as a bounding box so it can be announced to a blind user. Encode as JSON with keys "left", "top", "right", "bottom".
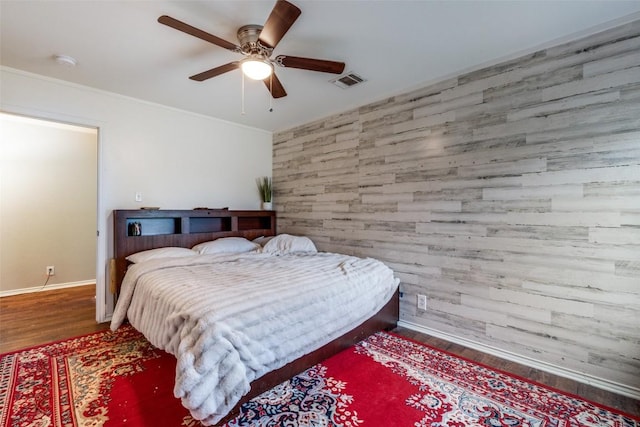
{"left": 241, "top": 58, "right": 273, "bottom": 80}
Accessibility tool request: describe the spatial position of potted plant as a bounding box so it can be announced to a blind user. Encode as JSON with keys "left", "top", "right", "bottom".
{"left": 256, "top": 176, "right": 273, "bottom": 210}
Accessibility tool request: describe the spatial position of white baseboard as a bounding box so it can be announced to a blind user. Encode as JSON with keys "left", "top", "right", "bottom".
{"left": 0, "top": 280, "right": 95, "bottom": 297}
{"left": 397, "top": 320, "right": 640, "bottom": 401}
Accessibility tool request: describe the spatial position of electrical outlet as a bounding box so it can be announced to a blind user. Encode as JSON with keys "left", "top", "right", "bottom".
{"left": 135, "top": 192, "right": 143, "bottom": 202}
{"left": 46, "top": 266, "right": 55, "bottom": 276}
{"left": 417, "top": 294, "right": 427, "bottom": 310}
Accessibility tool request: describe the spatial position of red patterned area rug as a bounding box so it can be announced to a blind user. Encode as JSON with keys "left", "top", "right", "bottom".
{"left": 1, "top": 326, "right": 638, "bottom": 426}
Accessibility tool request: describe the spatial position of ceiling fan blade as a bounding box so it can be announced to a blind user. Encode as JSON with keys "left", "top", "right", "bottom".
{"left": 263, "top": 73, "right": 287, "bottom": 98}
{"left": 258, "top": 0, "right": 302, "bottom": 49}
{"left": 274, "top": 55, "right": 345, "bottom": 74}
{"left": 190, "top": 62, "right": 240, "bottom": 81}
{"left": 158, "top": 15, "right": 240, "bottom": 52}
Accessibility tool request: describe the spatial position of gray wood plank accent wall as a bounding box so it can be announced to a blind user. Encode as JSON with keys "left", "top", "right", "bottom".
{"left": 273, "top": 20, "right": 640, "bottom": 396}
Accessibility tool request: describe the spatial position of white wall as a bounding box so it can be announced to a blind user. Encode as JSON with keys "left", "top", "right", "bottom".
{"left": 0, "top": 113, "right": 97, "bottom": 294}
{"left": 0, "top": 66, "right": 272, "bottom": 321}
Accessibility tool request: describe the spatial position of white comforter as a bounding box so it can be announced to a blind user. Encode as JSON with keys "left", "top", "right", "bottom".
{"left": 110, "top": 251, "right": 398, "bottom": 425}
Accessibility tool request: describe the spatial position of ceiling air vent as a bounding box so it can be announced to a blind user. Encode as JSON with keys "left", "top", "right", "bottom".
{"left": 331, "top": 72, "right": 366, "bottom": 89}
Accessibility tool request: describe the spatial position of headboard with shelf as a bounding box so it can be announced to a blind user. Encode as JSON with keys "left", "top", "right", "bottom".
{"left": 111, "top": 209, "right": 276, "bottom": 294}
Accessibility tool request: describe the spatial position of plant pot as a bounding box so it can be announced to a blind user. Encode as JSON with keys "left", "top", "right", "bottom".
{"left": 262, "top": 202, "right": 273, "bottom": 210}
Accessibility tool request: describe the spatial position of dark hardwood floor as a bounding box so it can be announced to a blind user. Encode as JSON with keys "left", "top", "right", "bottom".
{"left": 0, "top": 284, "right": 110, "bottom": 353}
{"left": 1, "top": 285, "right": 638, "bottom": 418}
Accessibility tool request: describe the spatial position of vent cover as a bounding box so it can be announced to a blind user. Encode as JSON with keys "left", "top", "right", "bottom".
{"left": 331, "top": 72, "right": 366, "bottom": 89}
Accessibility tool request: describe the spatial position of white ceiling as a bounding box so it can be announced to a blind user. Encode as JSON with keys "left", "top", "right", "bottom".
{"left": 2, "top": 1, "right": 640, "bottom": 132}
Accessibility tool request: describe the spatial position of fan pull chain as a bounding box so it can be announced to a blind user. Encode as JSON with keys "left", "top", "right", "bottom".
{"left": 269, "top": 74, "right": 273, "bottom": 112}
{"left": 241, "top": 71, "right": 246, "bottom": 115}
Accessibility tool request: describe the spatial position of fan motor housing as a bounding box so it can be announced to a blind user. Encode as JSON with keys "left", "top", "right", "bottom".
{"left": 237, "top": 24, "right": 271, "bottom": 56}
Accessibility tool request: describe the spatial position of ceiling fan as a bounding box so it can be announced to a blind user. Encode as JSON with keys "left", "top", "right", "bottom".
{"left": 158, "top": 0, "right": 346, "bottom": 98}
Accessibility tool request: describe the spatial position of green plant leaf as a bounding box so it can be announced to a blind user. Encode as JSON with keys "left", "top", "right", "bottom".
{"left": 256, "top": 176, "right": 272, "bottom": 202}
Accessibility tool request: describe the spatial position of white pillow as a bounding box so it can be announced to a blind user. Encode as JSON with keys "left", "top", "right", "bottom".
{"left": 192, "top": 237, "right": 261, "bottom": 255}
{"left": 261, "top": 234, "right": 317, "bottom": 255}
{"left": 126, "top": 247, "right": 197, "bottom": 263}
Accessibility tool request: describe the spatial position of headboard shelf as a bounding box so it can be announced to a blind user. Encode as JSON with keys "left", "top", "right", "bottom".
{"left": 126, "top": 217, "right": 181, "bottom": 236}
{"left": 112, "top": 209, "right": 276, "bottom": 293}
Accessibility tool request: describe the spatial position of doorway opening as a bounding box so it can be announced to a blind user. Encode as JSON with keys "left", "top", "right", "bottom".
{"left": 0, "top": 112, "right": 98, "bottom": 318}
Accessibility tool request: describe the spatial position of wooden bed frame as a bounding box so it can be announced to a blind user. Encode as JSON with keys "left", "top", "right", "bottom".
{"left": 112, "top": 209, "right": 399, "bottom": 424}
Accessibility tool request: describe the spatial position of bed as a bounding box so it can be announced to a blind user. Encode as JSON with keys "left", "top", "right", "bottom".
{"left": 109, "top": 209, "right": 399, "bottom": 425}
